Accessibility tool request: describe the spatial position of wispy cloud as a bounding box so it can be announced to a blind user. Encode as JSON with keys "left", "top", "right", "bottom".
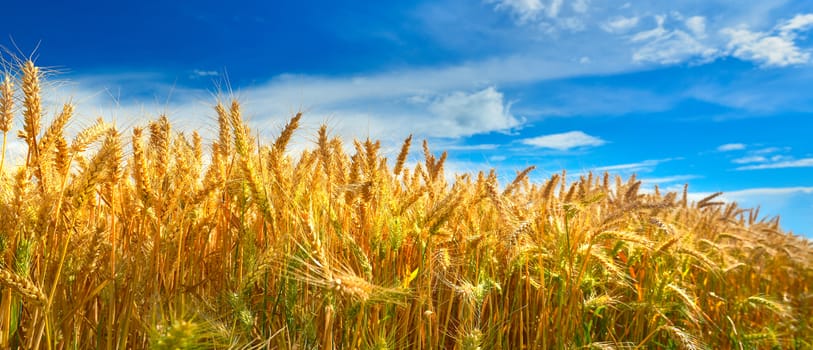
{"left": 639, "top": 174, "right": 700, "bottom": 185}
{"left": 778, "top": 13, "right": 813, "bottom": 33}
{"left": 485, "top": 0, "right": 591, "bottom": 31}
{"left": 520, "top": 131, "right": 605, "bottom": 151}
{"left": 736, "top": 158, "right": 813, "bottom": 170}
{"left": 486, "top": 0, "right": 545, "bottom": 22}
{"left": 516, "top": 85, "right": 676, "bottom": 117}
{"left": 717, "top": 143, "right": 746, "bottom": 152}
{"left": 601, "top": 16, "right": 639, "bottom": 33}
{"left": 752, "top": 147, "right": 788, "bottom": 155}
{"left": 487, "top": 0, "right": 584, "bottom": 20}
{"left": 191, "top": 69, "right": 219, "bottom": 78}
{"left": 693, "top": 187, "right": 813, "bottom": 206}
{"left": 732, "top": 156, "right": 767, "bottom": 164}
{"left": 594, "top": 158, "right": 674, "bottom": 173}
{"left": 631, "top": 15, "right": 717, "bottom": 64}
{"left": 438, "top": 143, "right": 501, "bottom": 151}
{"left": 724, "top": 187, "right": 813, "bottom": 197}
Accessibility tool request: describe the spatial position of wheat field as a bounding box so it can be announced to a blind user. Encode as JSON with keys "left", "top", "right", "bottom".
{"left": 0, "top": 60, "right": 811, "bottom": 349}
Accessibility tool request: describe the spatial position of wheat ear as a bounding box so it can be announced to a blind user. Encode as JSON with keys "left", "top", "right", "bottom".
{"left": 0, "top": 268, "right": 47, "bottom": 306}
{"left": 19, "top": 61, "right": 42, "bottom": 166}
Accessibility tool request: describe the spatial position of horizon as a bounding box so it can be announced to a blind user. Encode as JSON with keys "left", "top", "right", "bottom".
{"left": 1, "top": 0, "right": 811, "bottom": 236}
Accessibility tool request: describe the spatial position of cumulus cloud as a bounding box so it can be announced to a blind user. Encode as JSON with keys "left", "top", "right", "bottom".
{"left": 425, "top": 87, "right": 521, "bottom": 138}
{"left": 717, "top": 143, "right": 746, "bottom": 151}
{"left": 520, "top": 131, "right": 605, "bottom": 150}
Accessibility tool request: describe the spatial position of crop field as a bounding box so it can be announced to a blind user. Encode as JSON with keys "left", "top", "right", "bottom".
{"left": 0, "top": 61, "right": 811, "bottom": 349}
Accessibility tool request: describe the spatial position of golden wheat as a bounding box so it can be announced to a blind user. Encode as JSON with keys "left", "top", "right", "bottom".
{"left": 0, "top": 60, "right": 808, "bottom": 350}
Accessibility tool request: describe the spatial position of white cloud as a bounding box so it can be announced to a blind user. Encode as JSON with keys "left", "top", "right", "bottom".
{"left": 487, "top": 0, "right": 544, "bottom": 22}
{"left": 620, "top": 12, "right": 813, "bottom": 67}
{"left": 521, "top": 131, "right": 605, "bottom": 150}
{"left": 778, "top": 13, "right": 813, "bottom": 35}
{"left": 0, "top": 50, "right": 638, "bottom": 170}
{"left": 242, "top": 54, "right": 630, "bottom": 110}
{"left": 439, "top": 143, "right": 500, "bottom": 151}
{"left": 486, "top": 0, "right": 586, "bottom": 23}
{"left": 721, "top": 14, "right": 813, "bottom": 67}
{"left": 732, "top": 156, "right": 767, "bottom": 164}
{"left": 631, "top": 15, "right": 717, "bottom": 64}
{"left": 633, "top": 30, "right": 716, "bottom": 64}
{"left": 547, "top": 0, "right": 563, "bottom": 18}
{"left": 717, "top": 143, "right": 746, "bottom": 151}
{"left": 639, "top": 174, "right": 700, "bottom": 185}
{"left": 77, "top": 75, "right": 520, "bottom": 142}
{"left": 699, "top": 187, "right": 813, "bottom": 203}
{"left": 723, "top": 27, "right": 810, "bottom": 67}
{"left": 192, "top": 69, "right": 219, "bottom": 78}
{"left": 726, "top": 187, "right": 813, "bottom": 197}
{"left": 631, "top": 15, "right": 668, "bottom": 42}
{"left": 571, "top": 0, "right": 589, "bottom": 14}
{"left": 594, "top": 158, "right": 673, "bottom": 173}
{"left": 425, "top": 87, "right": 521, "bottom": 138}
{"left": 753, "top": 146, "right": 786, "bottom": 155}
{"left": 685, "top": 16, "right": 707, "bottom": 38}
{"left": 602, "top": 16, "right": 639, "bottom": 33}
{"left": 736, "top": 158, "right": 813, "bottom": 170}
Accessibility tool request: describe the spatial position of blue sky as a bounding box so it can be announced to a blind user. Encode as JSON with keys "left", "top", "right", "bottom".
{"left": 1, "top": 0, "right": 812, "bottom": 235}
